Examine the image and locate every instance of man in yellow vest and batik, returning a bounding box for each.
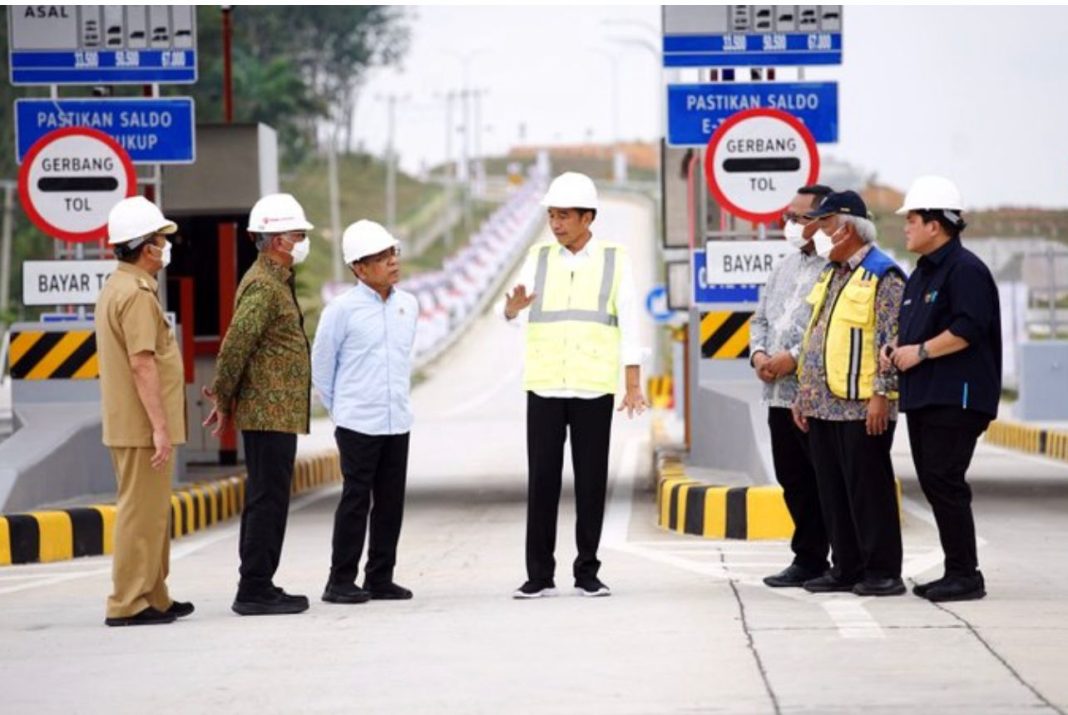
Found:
[503,172,646,600]
[791,190,908,598]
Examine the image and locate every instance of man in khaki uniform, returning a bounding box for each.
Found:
[95,196,192,626]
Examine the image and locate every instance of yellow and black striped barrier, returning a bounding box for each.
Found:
[8,329,99,380]
[647,374,673,409]
[656,454,902,540]
[0,451,342,566]
[700,311,753,360]
[984,420,1068,463]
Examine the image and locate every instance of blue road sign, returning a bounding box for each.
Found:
[16,98,195,165]
[10,49,197,85]
[663,32,842,68]
[694,249,760,304]
[668,82,838,146]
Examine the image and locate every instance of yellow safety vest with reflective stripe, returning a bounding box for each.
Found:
[801,248,902,401]
[523,240,624,394]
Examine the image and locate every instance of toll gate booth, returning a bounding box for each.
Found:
[162,123,279,466]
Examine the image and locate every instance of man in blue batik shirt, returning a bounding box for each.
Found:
[312,219,418,605]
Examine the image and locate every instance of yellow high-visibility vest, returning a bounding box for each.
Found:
[523,240,625,394]
[801,247,902,401]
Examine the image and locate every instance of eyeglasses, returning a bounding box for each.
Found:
[360,246,401,264]
[782,211,812,224]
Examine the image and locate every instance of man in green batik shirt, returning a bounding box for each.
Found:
[203,193,313,617]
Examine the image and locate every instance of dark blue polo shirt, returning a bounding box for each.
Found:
[897,237,1002,418]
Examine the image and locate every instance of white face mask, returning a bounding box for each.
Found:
[812,227,840,259]
[158,240,172,268]
[783,220,809,250]
[288,237,310,265]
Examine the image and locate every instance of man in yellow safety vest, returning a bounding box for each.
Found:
[504,172,646,599]
[793,190,907,597]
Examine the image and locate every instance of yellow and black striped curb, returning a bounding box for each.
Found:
[647,374,673,409]
[655,453,902,540]
[8,329,99,380]
[0,451,341,566]
[985,420,1068,463]
[700,311,753,360]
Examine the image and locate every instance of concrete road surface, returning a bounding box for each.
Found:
[1,195,1067,714]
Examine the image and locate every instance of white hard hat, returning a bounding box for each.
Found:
[540,172,599,210]
[896,176,963,215]
[107,196,177,246]
[248,193,314,233]
[342,219,399,264]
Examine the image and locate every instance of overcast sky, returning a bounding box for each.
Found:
[352,5,1068,210]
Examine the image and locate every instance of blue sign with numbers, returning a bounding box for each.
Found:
[16,98,195,164]
[10,49,196,85]
[668,82,838,146]
[694,249,760,304]
[663,32,842,67]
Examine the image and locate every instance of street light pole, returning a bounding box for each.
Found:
[0,180,16,327]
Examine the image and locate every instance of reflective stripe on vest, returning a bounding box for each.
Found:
[523,241,624,394]
[529,245,619,326]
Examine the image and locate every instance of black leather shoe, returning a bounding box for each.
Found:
[853,576,906,597]
[166,600,195,618]
[764,564,823,588]
[925,572,986,602]
[105,606,176,627]
[912,576,946,598]
[272,586,310,609]
[233,589,309,616]
[365,582,413,600]
[803,573,858,593]
[322,582,371,604]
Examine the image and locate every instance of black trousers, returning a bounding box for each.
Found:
[238,430,298,597]
[768,407,829,573]
[906,406,989,578]
[808,418,902,581]
[526,392,613,583]
[330,428,410,587]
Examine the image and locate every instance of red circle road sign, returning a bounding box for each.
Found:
[703,108,820,224]
[18,126,137,243]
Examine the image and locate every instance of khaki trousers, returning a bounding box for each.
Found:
[106,447,173,619]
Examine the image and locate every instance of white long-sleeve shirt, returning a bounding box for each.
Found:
[504,236,643,399]
[312,281,418,435]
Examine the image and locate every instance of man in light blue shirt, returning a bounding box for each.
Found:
[311,220,418,604]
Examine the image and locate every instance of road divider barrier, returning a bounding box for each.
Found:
[0,450,340,566]
[985,420,1068,463]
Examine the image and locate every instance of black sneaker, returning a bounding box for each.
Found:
[105,606,176,627]
[924,572,986,603]
[763,564,823,588]
[512,579,557,599]
[364,582,413,600]
[323,582,371,604]
[575,577,611,598]
[802,573,858,593]
[166,600,195,618]
[852,576,906,597]
[233,589,309,616]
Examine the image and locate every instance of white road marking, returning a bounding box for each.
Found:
[822,599,886,639]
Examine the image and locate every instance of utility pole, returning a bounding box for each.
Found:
[327,129,343,283]
[459,89,472,231]
[444,91,455,248]
[379,93,408,235]
[0,180,16,328]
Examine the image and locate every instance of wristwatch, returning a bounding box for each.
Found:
[917,342,929,361]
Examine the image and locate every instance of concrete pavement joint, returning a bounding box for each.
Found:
[933,602,1066,715]
[726,552,782,715]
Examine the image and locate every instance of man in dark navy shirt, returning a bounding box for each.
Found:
[886,176,1001,603]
